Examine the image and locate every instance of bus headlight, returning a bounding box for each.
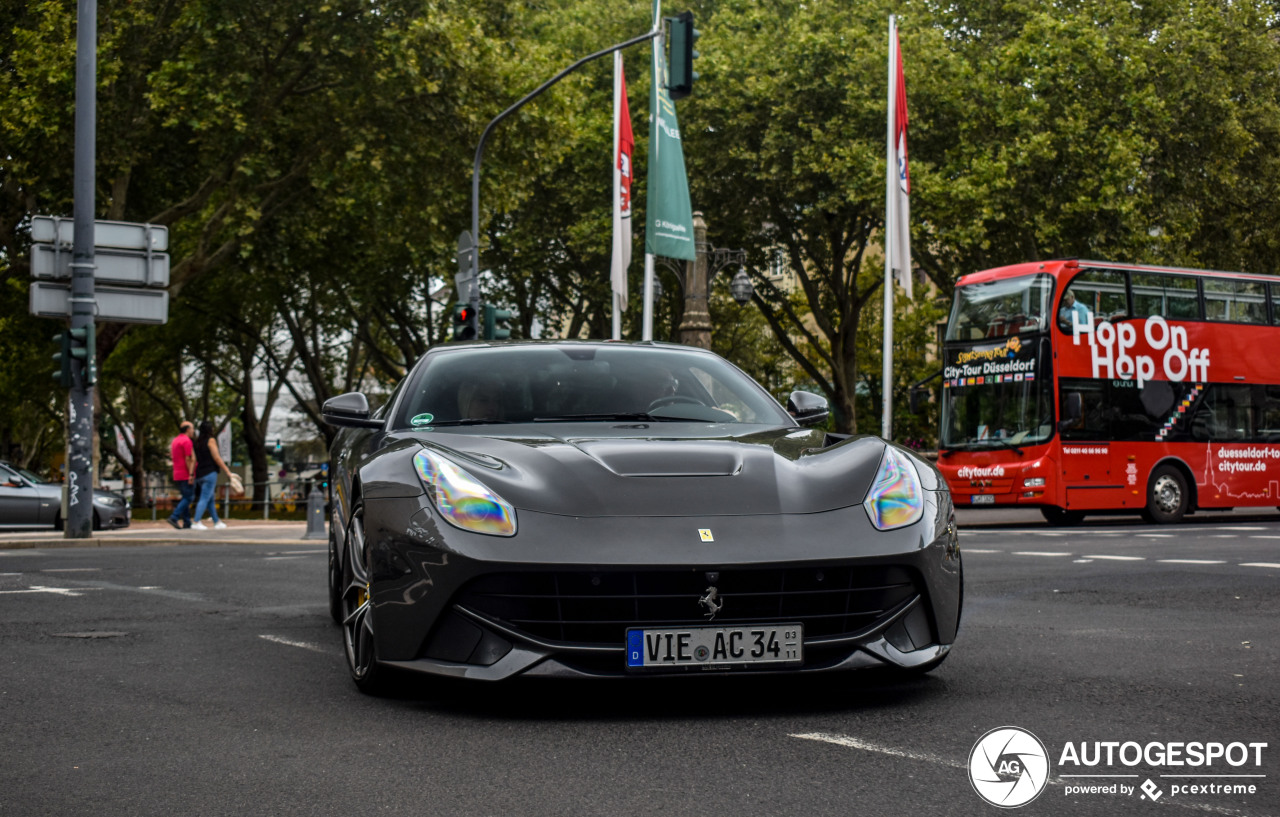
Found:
[863,446,924,531]
[1023,477,1046,487]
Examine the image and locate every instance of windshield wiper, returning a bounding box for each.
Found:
[532,412,681,423]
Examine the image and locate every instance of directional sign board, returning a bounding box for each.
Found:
[31,216,167,251]
[30,282,169,325]
[31,245,169,287]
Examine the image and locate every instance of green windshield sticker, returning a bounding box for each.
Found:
[410,413,435,426]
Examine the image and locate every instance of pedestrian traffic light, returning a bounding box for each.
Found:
[452,304,478,341]
[667,11,699,100]
[483,304,512,340]
[52,330,72,388]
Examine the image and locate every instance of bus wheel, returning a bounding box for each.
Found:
[1144,465,1188,524]
[1041,506,1084,526]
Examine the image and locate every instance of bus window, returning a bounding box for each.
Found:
[1260,386,1280,441]
[1132,273,1201,321]
[1190,384,1257,442]
[1057,269,1127,332]
[946,273,1053,341]
[1204,279,1266,324]
[1060,378,1199,442]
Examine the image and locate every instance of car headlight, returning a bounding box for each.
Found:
[413,449,516,537]
[862,446,924,531]
[94,494,125,507]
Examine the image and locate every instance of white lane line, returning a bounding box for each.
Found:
[1138,533,1176,538]
[41,568,101,573]
[259,634,330,654]
[1158,559,1226,565]
[1013,551,1074,557]
[1217,526,1266,531]
[1206,535,1239,539]
[964,549,1001,554]
[264,556,308,561]
[1240,562,1280,569]
[790,733,965,770]
[1085,555,1145,561]
[1248,535,1280,540]
[791,734,1248,816]
[0,586,90,597]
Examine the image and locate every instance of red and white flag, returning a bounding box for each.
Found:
[611,52,634,315]
[886,16,912,299]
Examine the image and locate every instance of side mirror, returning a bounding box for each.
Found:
[1058,391,1082,431]
[787,391,830,427]
[322,392,384,429]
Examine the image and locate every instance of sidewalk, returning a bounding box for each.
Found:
[0,518,322,550]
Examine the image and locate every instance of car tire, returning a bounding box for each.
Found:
[53,512,63,531]
[340,503,391,695]
[327,523,343,625]
[1144,464,1189,524]
[1041,506,1084,526]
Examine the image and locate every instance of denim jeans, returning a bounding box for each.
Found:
[192,472,221,524]
[168,480,194,527]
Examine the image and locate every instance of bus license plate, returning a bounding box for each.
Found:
[626,624,803,669]
[971,494,995,504]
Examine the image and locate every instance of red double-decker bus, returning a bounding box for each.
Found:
[937,258,1280,524]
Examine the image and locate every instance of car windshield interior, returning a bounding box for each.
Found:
[393,346,793,428]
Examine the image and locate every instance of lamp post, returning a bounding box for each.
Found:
[663,212,751,348]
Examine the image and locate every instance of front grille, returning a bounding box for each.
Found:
[455,566,919,648]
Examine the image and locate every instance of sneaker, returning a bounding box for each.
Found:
[214,522,227,529]
[191,521,208,530]
[166,517,181,530]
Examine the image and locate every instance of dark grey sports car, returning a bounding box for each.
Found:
[323,341,960,693]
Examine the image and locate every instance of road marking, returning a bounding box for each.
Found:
[1206,535,1239,539]
[964,549,1001,554]
[791,733,1248,816]
[1248,535,1280,540]
[1240,562,1280,569]
[1013,551,1074,557]
[259,634,330,654]
[1217,526,1266,531]
[278,549,323,555]
[264,556,308,561]
[0,586,88,597]
[790,733,965,770]
[1158,559,1226,565]
[41,568,101,572]
[1138,533,1176,538]
[1085,555,1145,561]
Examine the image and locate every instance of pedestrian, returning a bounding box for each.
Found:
[191,420,233,530]
[166,421,196,530]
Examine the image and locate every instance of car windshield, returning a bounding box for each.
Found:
[393,345,793,428]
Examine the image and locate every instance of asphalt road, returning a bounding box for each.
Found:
[1,516,1276,816]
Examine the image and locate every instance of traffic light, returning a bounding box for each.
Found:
[68,325,95,386]
[452,303,478,341]
[667,11,699,100]
[50,325,95,388]
[52,330,72,388]
[483,304,512,340]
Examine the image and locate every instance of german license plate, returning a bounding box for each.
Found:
[626,624,803,669]
[971,494,995,504]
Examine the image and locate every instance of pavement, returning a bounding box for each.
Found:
[0,518,321,549]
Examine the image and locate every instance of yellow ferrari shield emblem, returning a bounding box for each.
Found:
[698,529,714,542]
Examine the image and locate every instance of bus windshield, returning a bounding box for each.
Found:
[945,273,1054,341]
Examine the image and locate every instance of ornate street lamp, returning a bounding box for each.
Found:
[729,269,754,306]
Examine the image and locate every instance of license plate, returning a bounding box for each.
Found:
[971,494,995,504]
[626,624,803,669]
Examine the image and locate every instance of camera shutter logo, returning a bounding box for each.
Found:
[968,726,1051,808]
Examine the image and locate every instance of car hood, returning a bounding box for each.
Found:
[398,424,892,517]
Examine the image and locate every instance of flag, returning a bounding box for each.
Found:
[886,16,912,299]
[612,52,634,312]
[645,18,696,261]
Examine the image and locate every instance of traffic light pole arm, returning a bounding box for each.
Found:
[470,27,661,294]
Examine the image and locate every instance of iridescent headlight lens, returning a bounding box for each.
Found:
[862,445,924,531]
[413,449,516,536]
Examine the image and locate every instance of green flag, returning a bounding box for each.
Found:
[645,23,696,261]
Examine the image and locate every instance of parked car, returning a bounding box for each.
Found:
[323,340,960,694]
[0,460,130,529]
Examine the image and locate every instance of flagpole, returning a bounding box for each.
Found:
[612,51,623,341]
[881,15,897,440]
[643,0,661,342]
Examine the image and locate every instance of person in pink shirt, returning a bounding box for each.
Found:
[166,421,196,530]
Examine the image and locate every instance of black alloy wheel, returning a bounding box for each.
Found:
[1143,464,1189,524]
[340,503,388,694]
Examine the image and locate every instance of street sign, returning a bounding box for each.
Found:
[31,216,167,251]
[30,282,169,325]
[31,244,169,287]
